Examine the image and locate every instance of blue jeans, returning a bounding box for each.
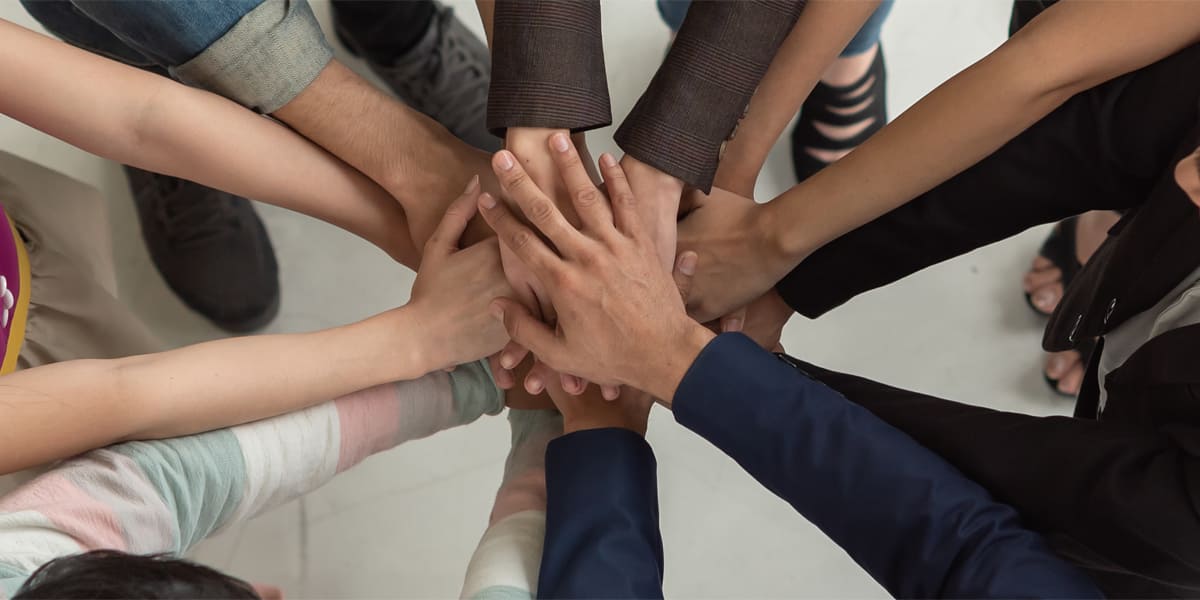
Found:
[657,0,894,56]
[22,0,332,113]
[22,0,261,67]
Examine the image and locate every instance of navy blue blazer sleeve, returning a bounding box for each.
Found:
[673,333,1102,599]
[539,428,664,599]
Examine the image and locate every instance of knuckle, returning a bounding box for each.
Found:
[575,188,601,208]
[616,190,638,208]
[510,228,534,251]
[504,169,529,190]
[528,198,555,224]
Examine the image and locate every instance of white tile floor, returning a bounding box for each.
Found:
[0,0,1074,596]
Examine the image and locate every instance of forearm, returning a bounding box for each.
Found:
[714,0,880,195]
[0,20,418,266]
[671,334,1101,598]
[271,60,491,246]
[0,306,435,474]
[476,0,495,48]
[540,429,664,599]
[487,0,610,134]
[615,0,804,191]
[0,363,501,566]
[766,0,1200,261]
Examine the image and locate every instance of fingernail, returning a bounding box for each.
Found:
[526,375,543,394]
[489,302,504,320]
[463,175,479,194]
[600,153,618,168]
[479,192,497,210]
[724,318,743,333]
[679,253,697,276]
[495,151,515,171]
[500,353,514,369]
[551,133,570,153]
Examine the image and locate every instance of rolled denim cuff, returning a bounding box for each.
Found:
[172,0,333,113]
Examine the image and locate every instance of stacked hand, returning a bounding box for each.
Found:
[478,137,714,404]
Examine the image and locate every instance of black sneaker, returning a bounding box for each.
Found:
[125,167,280,332]
[334,1,499,152]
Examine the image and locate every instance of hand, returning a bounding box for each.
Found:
[407,177,513,371]
[620,155,684,270]
[676,187,795,323]
[405,146,500,249]
[715,290,793,351]
[478,140,715,403]
[495,129,601,396]
[547,379,655,435]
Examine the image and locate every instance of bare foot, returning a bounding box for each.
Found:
[1024,210,1118,395]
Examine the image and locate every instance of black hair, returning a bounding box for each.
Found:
[13,550,260,599]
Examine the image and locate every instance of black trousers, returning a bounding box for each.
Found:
[776,44,1200,598]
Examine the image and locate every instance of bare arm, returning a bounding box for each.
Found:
[0,184,511,475]
[768,0,1200,259]
[272,60,495,248]
[714,0,881,196]
[0,19,419,267]
[476,0,495,48]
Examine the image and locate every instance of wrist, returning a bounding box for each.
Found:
[506,127,568,154]
[369,306,439,381]
[760,195,812,273]
[638,322,715,406]
[713,166,759,198]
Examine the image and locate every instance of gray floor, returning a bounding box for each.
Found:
[0,0,1071,596]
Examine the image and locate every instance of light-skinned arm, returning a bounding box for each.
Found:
[713,0,881,196]
[0,19,419,266]
[679,0,1200,322]
[0,184,510,475]
[272,59,496,248]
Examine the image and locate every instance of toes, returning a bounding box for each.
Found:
[1023,266,1062,291]
[1044,350,1080,380]
[1057,362,1085,396]
[1029,283,1064,314]
[1031,256,1054,271]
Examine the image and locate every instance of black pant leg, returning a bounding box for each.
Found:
[779,43,1200,318]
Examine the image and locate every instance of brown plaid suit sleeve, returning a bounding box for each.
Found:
[615,0,805,191]
[487,0,611,135]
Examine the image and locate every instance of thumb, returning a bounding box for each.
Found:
[673,251,698,304]
[490,297,563,368]
[424,176,480,261]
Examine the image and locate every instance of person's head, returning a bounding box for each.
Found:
[13,550,259,599]
[1176,145,1200,210]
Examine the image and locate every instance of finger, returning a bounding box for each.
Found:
[491,297,563,371]
[559,372,586,395]
[601,384,621,401]
[424,176,480,260]
[492,150,582,253]
[487,353,515,389]
[479,192,566,281]
[498,339,530,372]
[721,306,746,333]
[673,251,698,304]
[548,132,613,234]
[599,153,643,239]
[525,369,545,395]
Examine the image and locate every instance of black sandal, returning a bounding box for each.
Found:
[790,44,887,182]
[1025,216,1082,316]
[1044,337,1096,397]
